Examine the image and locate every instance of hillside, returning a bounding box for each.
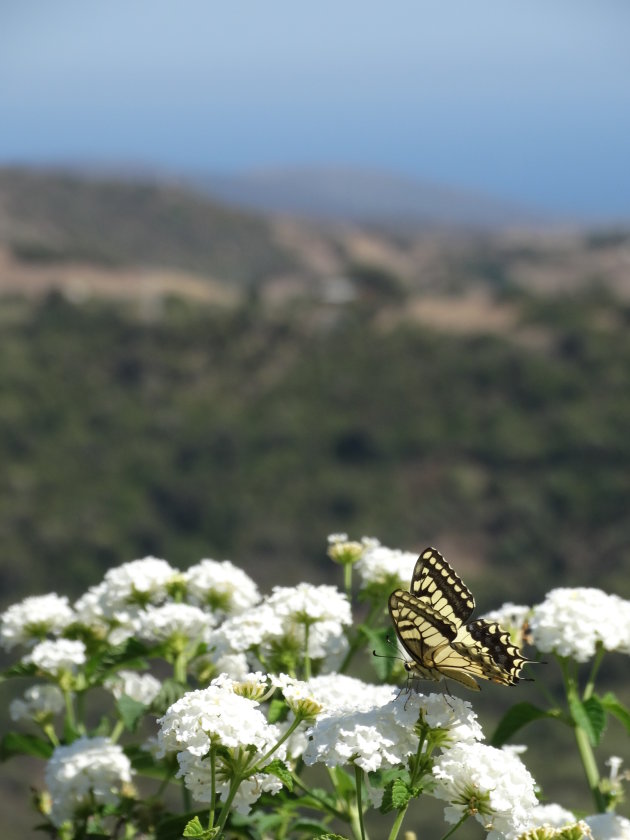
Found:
[198,166,549,229]
[1,167,630,317]
[0,168,628,606]
[0,168,630,836]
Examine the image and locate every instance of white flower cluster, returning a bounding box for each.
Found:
[585,813,630,839]
[354,540,417,590]
[432,742,538,840]
[45,737,133,827]
[104,670,162,705]
[184,558,260,614]
[530,587,630,662]
[302,683,482,778]
[208,582,352,670]
[24,639,87,676]
[135,603,214,644]
[0,594,75,650]
[157,677,284,813]
[10,684,65,722]
[73,556,181,645]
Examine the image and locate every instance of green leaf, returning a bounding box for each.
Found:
[0,732,54,761]
[361,625,398,681]
[155,811,208,840]
[182,816,205,837]
[569,694,606,746]
[292,821,339,837]
[268,697,289,724]
[117,694,147,731]
[380,777,411,813]
[315,834,350,840]
[151,678,188,715]
[84,638,150,683]
[328,766,355,800]
[600,691,630,735]
[0,661,38,680]
[490,702,554,747]
[181,816,218,838]
[264,758,293,790]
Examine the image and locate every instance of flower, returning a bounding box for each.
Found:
[327,534,365,566]
[0,594,75,650]
[10,684,65,722]
[73,557,180,645]
[274,673,395,715]
[23,639,87,676]
[208,584,352,673]
[265,582,352,659]
[525,802,577,829]
[104,670,162,705]
[156,678,285,813]
[175,750,283,814]
[135,603,213,644]
[156,681,280,759]
[420,692,484,745]
[432,742,538,840]
[303,688,423,773]
[585,813,630,839]
[184,559,260,615]
[101,556,179,605]
[530,588,630,662]
[354,542,417,591]
[45,737,133,827]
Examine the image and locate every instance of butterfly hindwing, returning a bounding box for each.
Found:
[453,620,530,686]
[389,547,532,690]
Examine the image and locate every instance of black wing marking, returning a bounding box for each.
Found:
[409,547,475,627]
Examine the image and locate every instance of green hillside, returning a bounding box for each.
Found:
[0,168,294,283]
[0,289,628,608]
[0,169,629,837]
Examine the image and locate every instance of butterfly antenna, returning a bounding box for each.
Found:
[372,649,406,663]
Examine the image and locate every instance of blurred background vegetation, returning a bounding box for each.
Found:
[0,168,629,837]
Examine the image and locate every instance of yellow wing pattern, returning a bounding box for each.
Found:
[389,547,532,691]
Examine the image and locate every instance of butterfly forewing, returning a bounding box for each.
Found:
[389,546,533,690]
[410,547,475,627]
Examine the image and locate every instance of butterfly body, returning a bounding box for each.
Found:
[389,547,532,691]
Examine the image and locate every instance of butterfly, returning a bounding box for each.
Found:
[388,547,533,691]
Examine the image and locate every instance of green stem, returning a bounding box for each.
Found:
[182,778,192,812]
[583,643,605,701]
[353,765,367,840]
[387,806,409,840]
[42,722,60,747]
[439,812,470,840]
[207,748,216,831]
[344,562,353,600]
[110,719,125,743]
[339,601,382,674]
[173,650,188,684]
[215,755,247,835]
[560,657,606,813]
[290,772,347,821]
[303,622,311,681]
[253,715,304,770]
[574,723,606,813]
[63,688,77,732]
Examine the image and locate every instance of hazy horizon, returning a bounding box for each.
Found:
[2,1,629,221]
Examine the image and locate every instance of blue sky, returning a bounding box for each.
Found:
[1,1,629,220]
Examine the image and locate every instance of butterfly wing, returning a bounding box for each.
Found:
[389,547,533,691]
[451,619,532,686]
[388,589,482,690]
[409,547,475,628]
